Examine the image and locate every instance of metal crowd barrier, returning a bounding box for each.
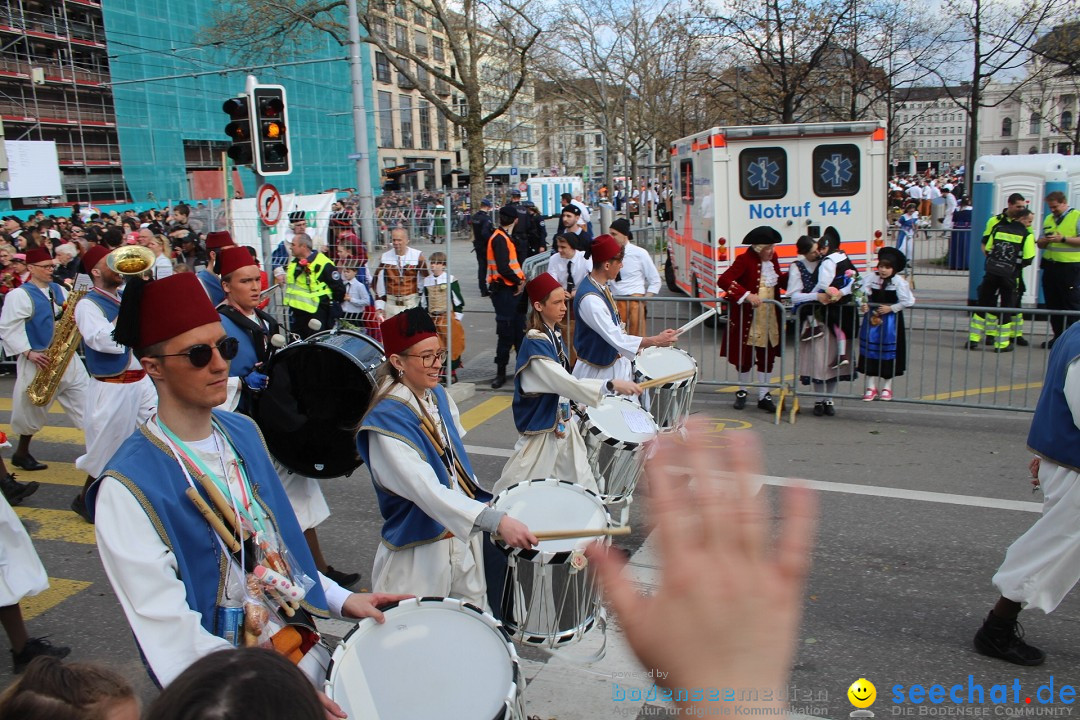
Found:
[887,227,972,279]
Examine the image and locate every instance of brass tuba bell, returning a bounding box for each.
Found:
[106,245,156,277]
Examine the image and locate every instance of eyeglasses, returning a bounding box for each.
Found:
[30,262,56,269]
[401,349,447,367]
[149,337,239,368]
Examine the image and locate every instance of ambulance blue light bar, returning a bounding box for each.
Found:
[724,122,881,139]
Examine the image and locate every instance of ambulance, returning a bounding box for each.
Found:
[665,121,888,299]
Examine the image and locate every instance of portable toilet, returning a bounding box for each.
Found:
[969,154,1067,304]
[526,176,584,218]
[1063,155,1080,209]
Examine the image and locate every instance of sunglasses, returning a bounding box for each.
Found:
[149,337,239,368]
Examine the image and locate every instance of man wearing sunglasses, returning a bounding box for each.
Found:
[69,245,157,523]
[0,246,88,475]
[87,274,402,709]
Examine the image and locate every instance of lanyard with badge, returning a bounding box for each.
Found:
[543,323,572,438]
[156,416,315,646]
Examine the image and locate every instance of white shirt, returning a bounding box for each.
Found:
[0,283,65,357]
[74,288,141,371]
[342,277,371,314]
[921,185,934,200]
[94,421,352,688]
[907,185,922,199]
[859,272,915,313]
[812,253,854,297]
[570,200,591,224]
[786,257,821,305]
[572,277,641,382]
[612,242,660,295]
[546,251,591,290]
[154,253,174,280]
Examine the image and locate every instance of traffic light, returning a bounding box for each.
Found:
[252,84,291,176]
[222,96,253,165]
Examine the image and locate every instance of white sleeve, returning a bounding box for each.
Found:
[0,288,33,356]
[374,264,386,311]
[578,293,642,359]
[519,356,606,406]
[366,431,485,540]
[811,258,836,293]
[94,477,233,687]
[892,276,915,311]
[219,377,242,412]
[1065,359,1080,430]
[318,572,350,618]
[75,300,126,354]
[786,264,817,305]
[642,250,661,295]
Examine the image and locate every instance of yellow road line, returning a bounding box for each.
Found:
[14,426,85,445]
[714,374,795,393]
[459,396,513,430]
[14,507,95,545]
[21,577,92,621]
[12,461,84,487]
[0,397,64,414]
[920,381,1044,402]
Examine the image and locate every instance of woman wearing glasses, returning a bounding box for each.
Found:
[357,307,538,609]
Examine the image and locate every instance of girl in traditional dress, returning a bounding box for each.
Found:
[858,247,915,401]
[494,273,640,497]
[356,308,537,609]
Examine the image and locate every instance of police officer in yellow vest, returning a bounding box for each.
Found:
[1038,191,1080,349]
[969,209,1036,352]
[487,205,527,389]
[284,232,345,339]
[980,193,1031,347]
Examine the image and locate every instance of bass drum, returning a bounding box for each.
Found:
[253,329,384,479]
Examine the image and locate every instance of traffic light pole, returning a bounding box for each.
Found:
[346,0,378,254]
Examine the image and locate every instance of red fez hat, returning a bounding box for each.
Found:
[81,245,110,274]
[381,307,438,358]
[218,246,257,279]
[527,272,563,305]
[24,246,52,265]
[205,231,234,251]
[590,234,621,265]
[114,274,221,350]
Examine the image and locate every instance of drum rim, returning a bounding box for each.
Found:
[634,346,698,387]
[581,396,658,447]
[491,478,611,563]
[325,597,521,714]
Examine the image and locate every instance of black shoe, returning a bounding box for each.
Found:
[1041,338,1056,350]
[10,454,47,471]
[324,566,361,589]
[995,344,1014,353]
[973,611,1045,666]
[70,493,93,524]
[813,402,825,417]
[823,401,836,416]
[985,337,995,346]
[11,637,70,674]
[966,341,981,350]
[733,390,748,410]
[1015,336,1029,347]
[490,366,507,390]
[0,473,38,506]
[757,393,776,413]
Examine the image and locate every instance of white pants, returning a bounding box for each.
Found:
[11,353,88,437]
[75,376,157,478]
[993,461,1080,613]
[383,294,420,319]
[274,459,330,532]
[0,492,48,606]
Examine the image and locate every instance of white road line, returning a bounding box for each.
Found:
[464,444,513,458]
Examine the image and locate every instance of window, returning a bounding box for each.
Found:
[419,101,432,149]
[1028,146,1038,154]
[394,0,406,19]
[1030,113,1041,134]
[414,32,428,57]
[375,52,391,83]
[1063,111,1073,131]
[395,25,408,51]
[415,64,428,89]
[414,6,425,24]
[739,147,787,201]
[437,111,448,150]
[594,133,603,146]
[1002,148,1011,155]
[433,36,444,62]
[396,57,414,88]
[374,17,388,40]
[678,158,694,204]
[378,91,394,147]
[575,134,584,147]
[399,95,413,148]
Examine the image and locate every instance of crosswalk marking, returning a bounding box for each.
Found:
[14,507,95,544]
[0,397,64,414]
[21,577,92,621]
[459,396,513,431]
[20,426,84,445]
[11,461,84,487]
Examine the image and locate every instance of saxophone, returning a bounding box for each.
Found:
[26,278,91,407]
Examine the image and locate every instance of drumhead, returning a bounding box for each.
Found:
[492,479,610,560]
[634,347,697,383]
[254,330,384,478]
[326,598,518,720]
[582,396,658,446]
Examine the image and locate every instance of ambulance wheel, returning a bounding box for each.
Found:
[665,248,680,293]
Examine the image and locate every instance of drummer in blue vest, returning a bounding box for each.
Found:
[572,234,678,382]
[87,273,403,701]
[216,246,360,589]
[69,245,157,523]
[197,230,234,306]
[358,307,538,609]
[494,273,641,497]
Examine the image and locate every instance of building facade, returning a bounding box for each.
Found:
[534,81,625,183]
[890,86,970,170]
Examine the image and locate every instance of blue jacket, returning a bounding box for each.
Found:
[1028,323,1080,472]
[573,274,620,367]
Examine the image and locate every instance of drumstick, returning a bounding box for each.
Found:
[495,526,632,542]
[675,308,717,336]
[196,474,250,541]
[638,370,696,390]
[185,487,242,554]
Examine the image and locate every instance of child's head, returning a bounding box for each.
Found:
[554,234,576,259]
[876,247,906,279]
[904,202,918,214]
[526,273,567,329]
[0,656,139,720]
[795,235,821,261]
[428,251,446,276]
[342,266,357,281]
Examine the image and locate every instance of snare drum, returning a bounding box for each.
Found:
[325,597,525,720]
[492,479,610,648]
[634,346,698,431]
[579,396,658,503]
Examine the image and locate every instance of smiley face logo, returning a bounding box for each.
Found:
[848,678,876,708]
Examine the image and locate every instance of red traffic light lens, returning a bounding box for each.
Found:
[260,97,284,117]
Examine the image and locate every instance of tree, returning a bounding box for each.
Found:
[205,0,542,207]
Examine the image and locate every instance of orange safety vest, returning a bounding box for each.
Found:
[486,228,525,286]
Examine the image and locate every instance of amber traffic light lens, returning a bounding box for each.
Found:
[263,121,283,139]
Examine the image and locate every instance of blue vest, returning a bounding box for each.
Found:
[1027,323,1080,472]
[22,283,65,351]
[357,384,489,549]
[573,274,620,367]
[220,313,261,378]
[513,330,564,434]
[86,411,329,642]
[198,270,225,306]
[81,290,130,377]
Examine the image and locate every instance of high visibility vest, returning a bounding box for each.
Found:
[486,228,524,286]
[1042,208,1080,263]
[284,252,333,312]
